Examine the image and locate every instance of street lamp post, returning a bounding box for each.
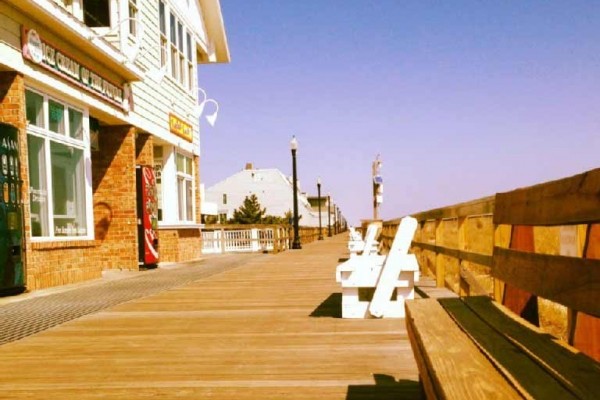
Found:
[290,136,302,249]
[327,194,332,237]
[317,178,323,240]
[334,205,338,234]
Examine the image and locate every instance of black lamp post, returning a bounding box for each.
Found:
[334,205,338,234]
[327,194,332,237]
[317,178,323,240]
[290,136,302,249]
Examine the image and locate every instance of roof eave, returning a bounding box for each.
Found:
[199,0,231,63]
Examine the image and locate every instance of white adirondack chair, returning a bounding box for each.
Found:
[336,216,419,319]
[348,227,362,241]
[347,223,379,258]
[337,224,382,283]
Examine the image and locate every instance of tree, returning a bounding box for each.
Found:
[230,194,266,224]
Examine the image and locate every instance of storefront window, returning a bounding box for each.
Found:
[26,91,43,127]
[69,109,83,139]
[176,152,194,222]
[49,100,65,135]
[27,135,48,237]
[25,89,91,239]
[51,143,86,236]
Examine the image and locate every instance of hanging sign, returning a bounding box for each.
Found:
[169,113,193,142]
[21,27,132,112]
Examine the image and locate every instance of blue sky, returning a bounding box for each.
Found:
[199,0,600,225]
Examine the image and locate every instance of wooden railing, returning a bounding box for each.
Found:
[382,167,600,359]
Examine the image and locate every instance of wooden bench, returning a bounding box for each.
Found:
[405,169,600,399]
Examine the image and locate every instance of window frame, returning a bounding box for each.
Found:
[127,0,138,37]
[25,87,93,241]
[162,5,196,91]
[175,151,195,223]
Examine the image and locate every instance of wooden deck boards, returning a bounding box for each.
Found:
[0,236,438,399]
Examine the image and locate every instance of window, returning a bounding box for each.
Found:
[222,193,227,205]
[128,0,138,36]
[178,22,186,86]
[176,153,194,222]
[25,89,91,239]
[25,91,43,127]
[159,1,168,69]
[162,7,193,88]
[169,13,178,81]
[186,32,194,90]
[83,0,110,27]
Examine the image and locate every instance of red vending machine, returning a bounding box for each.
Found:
[136,165,159,268]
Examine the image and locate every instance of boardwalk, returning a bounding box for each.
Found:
[0,235,434,399]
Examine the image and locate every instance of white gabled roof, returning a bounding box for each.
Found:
[206,167,323,226]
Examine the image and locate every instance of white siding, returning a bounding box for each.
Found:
[206,169,323,227]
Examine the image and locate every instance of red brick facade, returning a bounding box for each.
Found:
[158,228,202,263]
[91,125,139,271]
[0,72,204,292]
[0,72,141,290]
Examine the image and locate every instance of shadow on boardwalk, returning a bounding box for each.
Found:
[310,292,342,318]
[346,374,422,400]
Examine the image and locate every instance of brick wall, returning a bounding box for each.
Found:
[158,228,201,263]
[135,132,153,166]
[92,125,138,271]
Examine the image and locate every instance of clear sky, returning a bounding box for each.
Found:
[199,0,600,226]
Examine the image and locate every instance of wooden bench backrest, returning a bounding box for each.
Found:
[387,216,418,258]
[492,168,600,359]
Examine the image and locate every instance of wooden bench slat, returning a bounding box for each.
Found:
[441,297,589,399]
[493,168,600,226]
[462,296,600,399]
[492,247,600,317]
[405,299,522,400]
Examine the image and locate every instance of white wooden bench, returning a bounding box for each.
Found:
[405,169,600,399]
[347,223,379,258]
[337,216,419,318]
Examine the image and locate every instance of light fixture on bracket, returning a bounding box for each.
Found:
[196,87,219,127]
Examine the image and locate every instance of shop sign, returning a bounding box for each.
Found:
[21,27,132,112]
[169,113,193,142]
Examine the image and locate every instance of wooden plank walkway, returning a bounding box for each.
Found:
[0,235,453,399]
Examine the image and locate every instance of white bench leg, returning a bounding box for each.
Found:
[341,287,369,318]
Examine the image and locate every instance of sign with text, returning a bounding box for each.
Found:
[21,27,132,112]
[169,113,193,142]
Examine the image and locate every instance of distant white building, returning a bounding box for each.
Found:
[205,164,331,227]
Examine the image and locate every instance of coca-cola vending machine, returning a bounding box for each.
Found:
[136,165,158,268]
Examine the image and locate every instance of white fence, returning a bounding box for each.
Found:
[202,227,289,254]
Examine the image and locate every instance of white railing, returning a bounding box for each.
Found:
[201,226,289,254]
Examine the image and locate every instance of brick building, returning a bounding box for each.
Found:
[0,0,229,292]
